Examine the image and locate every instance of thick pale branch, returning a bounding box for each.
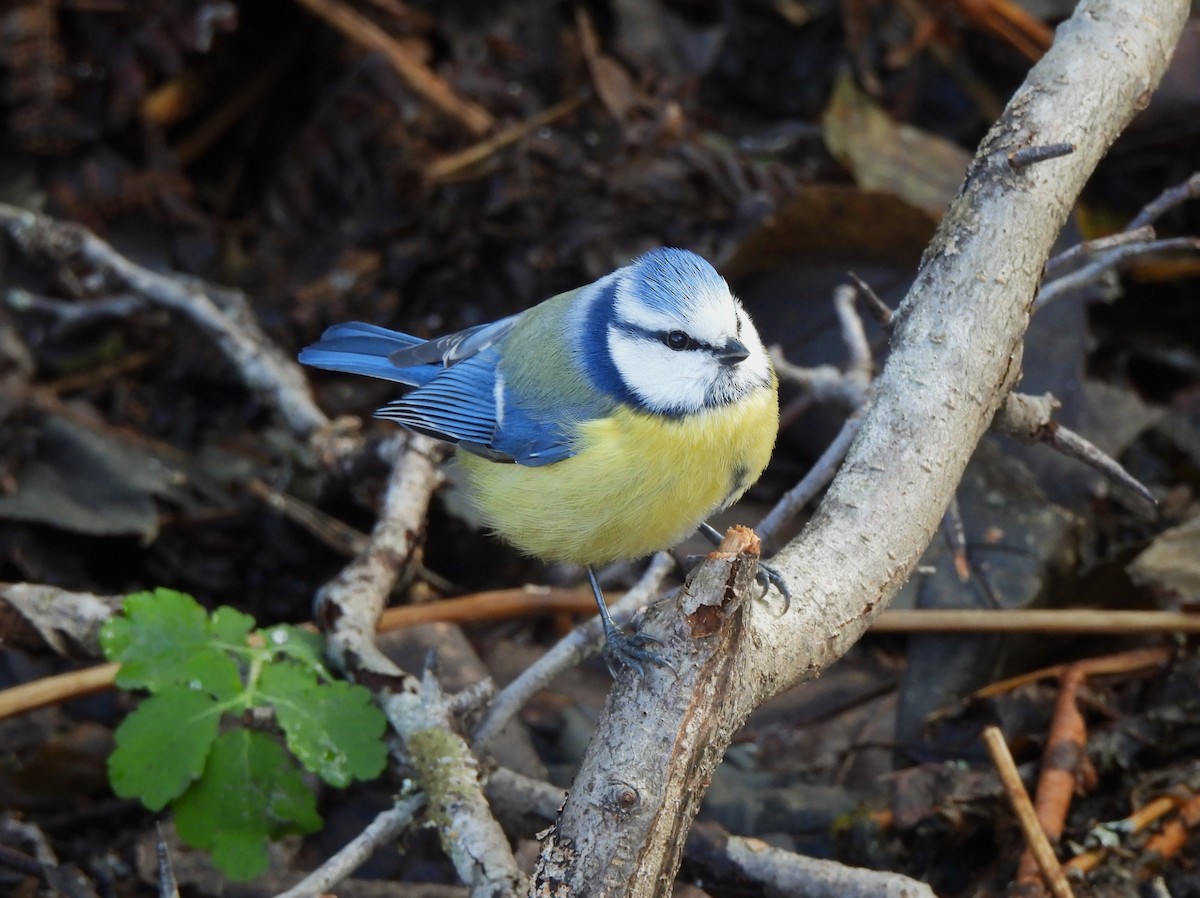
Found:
[537,2,1190,896]
[750,0,1187,705]
[316,434,524,898]
[272,795,426,898]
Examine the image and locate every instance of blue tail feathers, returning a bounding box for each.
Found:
[298,322,437,386]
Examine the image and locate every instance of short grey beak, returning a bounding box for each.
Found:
[716,338,750,366]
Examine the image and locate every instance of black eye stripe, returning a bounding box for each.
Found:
[613,321,712,353]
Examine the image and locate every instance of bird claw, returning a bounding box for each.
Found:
[600,625,674,678]
[755,561,791,614]
[682,552,792,615]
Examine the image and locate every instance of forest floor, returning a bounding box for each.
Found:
[2,1,1200,896]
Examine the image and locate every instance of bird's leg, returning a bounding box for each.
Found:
[586,567,668,677]
[696,522,791,612]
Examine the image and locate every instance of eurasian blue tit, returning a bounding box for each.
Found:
[299,248,779,671]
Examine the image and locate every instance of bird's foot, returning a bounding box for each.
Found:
[695,522,791,614]
[681,552,791,615]
[600,624,673,679]
[755,561,791,614]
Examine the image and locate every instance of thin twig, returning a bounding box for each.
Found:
[289,0,493,136]
[982,726,1075,898]
[964,0,1054,61]
[872,609,1200,634]
[1128,171,1200,230]
[246,478,369,556]
[1065,795,1183,874]
[972,647,1171,700]
[763,284,877,547]
[833,284,873,382]
[6,287,148,329]
[758,407,866,552]
[273,795,426,898]
[763,285,876,547]
[770,353,867,409]
[1033,236,1200,311]
[314,435,524,897]
[315,434,444,649]
[1044,225,1156,278]
[1142,792,1200,864]
[1014,666,1089,894]
[0,203,330,438]
[847,272,894,331]
[693,823,939,898]
[994,392,1156,504]
[0,663,120,720]
[378,587,594,630]
[1044,422,1156,503]
[471,552,674,749]
[426,94,586,181]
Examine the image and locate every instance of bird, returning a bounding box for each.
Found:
[299,247,779,673]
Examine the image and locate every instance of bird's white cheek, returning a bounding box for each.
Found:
[608,333,713,413]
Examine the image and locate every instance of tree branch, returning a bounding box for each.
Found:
[535,2,1191,895]
[0,204,329,438]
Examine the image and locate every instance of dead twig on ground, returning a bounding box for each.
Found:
[426,94,586,182]
[312,433,524,898]
[0,203,329,438]
[289,0,493,136]
[1013,666,1092,897]
[272,794,427,898]
[983,726,1076,898]
[1066,794,1188,875]
[0,663,120,720]
[1142,792,1200,867]
[1034,236,1200,311]
[872,609,1200,634]
[972,648,1173,700]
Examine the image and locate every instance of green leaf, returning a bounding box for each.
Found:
[173,730,321,881]
[260,624,328,676]
[210,606,256,645]
[108,688,221,810]
[101,589,242,699]
[101,589,206,686]
[259,663,388,787]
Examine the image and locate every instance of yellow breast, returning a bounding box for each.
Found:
[457,381,779,566]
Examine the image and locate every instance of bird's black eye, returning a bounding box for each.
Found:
[664,330,692,351]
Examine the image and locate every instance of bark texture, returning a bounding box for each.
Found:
[534,2,1191,895]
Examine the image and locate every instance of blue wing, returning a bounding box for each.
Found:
[299,320,575,466]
